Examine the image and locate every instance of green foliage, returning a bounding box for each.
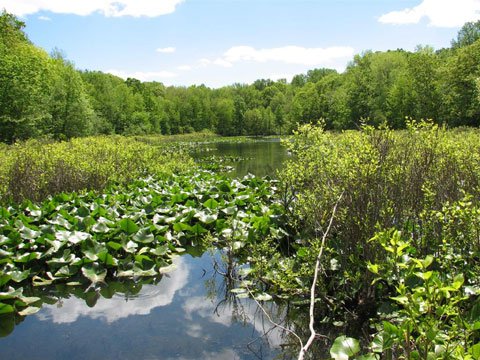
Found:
[0,136,195,203]
[357,229,480,359]
[0,171,286,317]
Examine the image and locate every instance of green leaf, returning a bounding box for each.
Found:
[9,270,30,283]
[203,198,219,210]
[133,228,155,243]
[0,303,14,315]
[330,336,360,360]
[81,265,107,284]
[118,218,139,234]
[470,343,480,359]
[190,223,208,236]
[97,251,118,266]
[173,222,192,232]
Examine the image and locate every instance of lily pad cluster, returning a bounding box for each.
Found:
[0,171,286,315]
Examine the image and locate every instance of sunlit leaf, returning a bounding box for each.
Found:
[330,336,360,360]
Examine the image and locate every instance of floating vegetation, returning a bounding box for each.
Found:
[0,171,287,316]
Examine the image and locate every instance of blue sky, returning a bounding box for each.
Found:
[2,0,479,87]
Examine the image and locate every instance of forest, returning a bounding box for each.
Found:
[1,10,480,143]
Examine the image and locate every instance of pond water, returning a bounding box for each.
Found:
[0,139,296,360]
[192,138,289,178]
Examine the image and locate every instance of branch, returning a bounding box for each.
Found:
[298,192,343,360]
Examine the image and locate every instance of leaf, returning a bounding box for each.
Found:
[118,218,139,234]
[330,336,360,360]
[81,265,107,284]
[150,245,169,256]
[203,198,219,210]
[470,343,480,359]
[9,270,30,283]
[173,222,192,232]
[18,306,41,316]
[92,222,111,233]
[97,251,118,266]
[0,303,14,315]
[190,223,208,236]
[133,228,155,244]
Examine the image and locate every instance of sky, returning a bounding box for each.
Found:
[1,0,480,88]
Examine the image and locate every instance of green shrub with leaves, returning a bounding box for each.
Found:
[274,121,480,302]
[0,136,195,203]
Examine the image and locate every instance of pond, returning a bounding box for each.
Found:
[0,139,297,360]
[192,138,289,178]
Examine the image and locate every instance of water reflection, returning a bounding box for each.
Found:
[37,257,189,324]
[193,138,289,178]
[0,249,292,360]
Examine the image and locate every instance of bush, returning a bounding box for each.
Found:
[0,135,195,203]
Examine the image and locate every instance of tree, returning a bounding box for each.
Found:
[452,20,480,49]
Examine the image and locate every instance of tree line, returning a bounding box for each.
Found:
[1,11,479,143]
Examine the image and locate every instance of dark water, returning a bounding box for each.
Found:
[0,139,294,360]
[193,138,289,178]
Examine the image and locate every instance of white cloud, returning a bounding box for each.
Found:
[177,65,192,71]
[379,0,480,27]
[106,69,177,81]
[212,58,233,68]
[221,45,354,67]
[156,47,176,54]
[0,0,184,18]
[38,15,51,21]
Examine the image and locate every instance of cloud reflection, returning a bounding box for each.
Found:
[37,257,189,324]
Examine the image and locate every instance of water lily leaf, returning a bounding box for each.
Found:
[18,306,41,316]
[196,212,217,224]
[0,303,14,315]
[231,288,247,294]
[20,227,41,240]
[190,223,208,236]
[173,222,191,232]
[14,252,40,263]
[0,287,23,300]
[9,270,30,283]
[221,206,237,215]
[81,265,107,284]
[118,218,139,234]
[55,265,78,277]
[123,240,138,253]
[150,245,169,256]
[0,275,11,287]
[107,241,122,251]
[203,198,219,210]
[133,229,155,243]
[330,336,360,360]
[159,263,177,274]
[92,222,110,233]
[47,215,72,229]
[32,276,54,286]
[97,251,118,266]
[68,231,91,244]
[0,207,10,219]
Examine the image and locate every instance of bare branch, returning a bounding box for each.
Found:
[298,192,343,360]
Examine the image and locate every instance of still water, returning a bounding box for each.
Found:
[0,139,294,360]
